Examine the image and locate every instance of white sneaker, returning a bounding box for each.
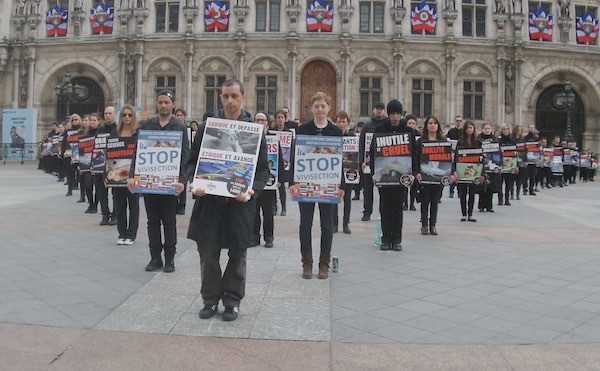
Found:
[122,239,135,246]
[116,238,125,245]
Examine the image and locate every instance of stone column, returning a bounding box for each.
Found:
[444,49,456,124]
[12,57,21,108]
[26,53,35,108]
[513,52,524,124]
[287,44,298,119]
[184,42,194,115]
[117,48,126,106]
[340,47,351,112]
[134,44,144,107]
[393,47,404,101]
[496,54,507,125]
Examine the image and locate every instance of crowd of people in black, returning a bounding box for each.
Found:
[36,88,598,322]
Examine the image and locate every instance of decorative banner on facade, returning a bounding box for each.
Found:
[205,0,229,31]
[292,134,343,204]
[106,137,136,188]
[90,2,114,35]
[576,12,599,44]
[419,141,452,185]
[46,5,68,37]
[307,0,333,32]
[455,147,483,184]
[133,130,183,195]
[500,144,518,174]
[373,133,413,187]
[2,108,38,161]
[529,8,553,41]
[193,118,263,198]
[411,0,437,34]
[265,134,279,191]
[342,135,360,184]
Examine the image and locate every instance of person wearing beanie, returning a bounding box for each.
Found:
[369,99,417,251]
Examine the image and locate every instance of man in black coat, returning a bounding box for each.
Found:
[187,79,270,322]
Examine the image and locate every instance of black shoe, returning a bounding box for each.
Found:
[402,204,408,211]
[77,198,85,203]
[57,178,64,182]
[352,195,360,201]
[498,200,503,206]
[107,214,117,225]
[333,225,338,233]
[250,236,260,247]
[84,206,97,214]
[361,215,370,221]
[410,205,416,211]
[177,208,185,215]
[391,242,402,251]
[380,241,389,251]
[163,259,175,273]
[145,258,163,272]
[264,238,274,248]
[479,208,485,212]
[99,215,109,226]
[430,226,438,236]
[504,200,511,206]
[199,304,218,319]
[529,191,536,196]
[449,193,454,198]
[516,194,520,200]
[487,209,495,213]
[65,191,72,196]
[343,224,351,234]
[280,209,286,216]
[420,226,430,235]
[510,194,514,200]
[222,306,239,321]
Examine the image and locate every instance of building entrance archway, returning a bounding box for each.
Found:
[300,60,336,123]
[57,76,105,121]
[535,84,585,146]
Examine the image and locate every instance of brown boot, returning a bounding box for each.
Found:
[301,254,313,279]
[318,254,330,279]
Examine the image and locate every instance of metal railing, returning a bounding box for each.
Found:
[1,143,39,164]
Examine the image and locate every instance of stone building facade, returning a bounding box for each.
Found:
[0,0,599,150]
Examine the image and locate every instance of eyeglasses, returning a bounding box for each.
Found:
[122,113,133,117]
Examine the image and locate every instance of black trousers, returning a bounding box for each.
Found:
[65,158,75,191]
[94,173,111,216]
[499,173,514,201]
[333,184,353,227]
[362,174,375,216]
[277,181,287,212]
[420,184,442,227]
[113,187,140,240]
[254,190,276,240]
[198,244,247,307]
[81,172,94,206]
[478,184,494,211]
[177,190,186,211]
[378,186,406,244]
[299,202,335,257]
[143,194,178,258]
[525,164,537,193]
[457,184,476,217]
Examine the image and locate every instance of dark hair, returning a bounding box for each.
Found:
[459,120,477,146]
[424,116,445,141]
[356,121,365,128]
[175,108,187,116]
[405,114,418,123]
[221,79,245,95]
[202,112,213,122]
[156,89,175,102]
[511,124,523,140]
[274,110,286,119]
[335,111,351,123]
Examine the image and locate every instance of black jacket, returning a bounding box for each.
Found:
[358,116,386,164]
[186,109,270,249]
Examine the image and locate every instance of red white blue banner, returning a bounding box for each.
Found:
[90,2,114,35]
[205,0,229,31]
[306,0,333,32]
[46,5,68,37]
[529,8,553,41]
[411,0,437,34]
[576,12,599,44]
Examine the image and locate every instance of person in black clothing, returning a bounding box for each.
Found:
[252,111,283,248]
[188,79,269,322]
[174,108,188,215]
[81,114,99,213]
[477,122,501,213]
[97,106,118,226]
[358,102,386,221]
[446,115,463,198]
[511,124,525,200]
[416,116,454,236]
[290,92,343,280]
[369,99,417,251]
[456,120,481,222]
[523,124,539,196]
[352,121,365,200]
[61,114,82,197]
[498,123,517,206]
[404,114,419,211]
[127,90,189,274]
[281,106,299,131]
[271,110,292,216]
[333,110,354,234]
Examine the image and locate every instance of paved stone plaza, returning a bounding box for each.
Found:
[1,162,600,370]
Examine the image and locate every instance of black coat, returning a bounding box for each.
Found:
[186,109,270,249]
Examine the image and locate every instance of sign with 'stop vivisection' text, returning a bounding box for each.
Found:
[133,130,183,195]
